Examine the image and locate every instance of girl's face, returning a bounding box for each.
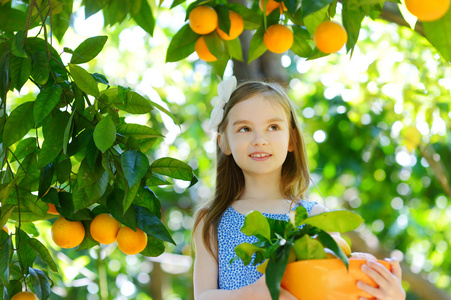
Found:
[219,94,294,179]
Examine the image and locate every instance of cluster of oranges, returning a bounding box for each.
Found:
[189,5,244,62]
[50,213,148,256]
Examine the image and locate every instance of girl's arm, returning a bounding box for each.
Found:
[357,258,406,300]
[193,218,296,300]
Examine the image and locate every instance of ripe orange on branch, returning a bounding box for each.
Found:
[11,291,39,300]
[216,10,244,40]
[189,6,218,34]
[195,37,217,62]
[51,217,85,249]
[90,213,122,245]
[47,203,59,215]
[313,20,348,54]
[117,226,147,255]
[263,24,293,54]
[405,0,450,21]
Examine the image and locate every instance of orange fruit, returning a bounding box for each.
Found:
[47,203,59,215]
[11,291,39,300]
[313,20,348,54]
[189,6,218,34]
[216,10,244,40]
[194,37,217,62]
[90,213,122,245]
[260,0,287,16]
[116,226,147,255]
[51,217,85,249]
[263,24,293,54]
[2,225,8,234]
[282,259,391,299]
[405,0,450,21]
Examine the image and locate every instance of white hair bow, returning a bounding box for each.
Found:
[208,76,237,131]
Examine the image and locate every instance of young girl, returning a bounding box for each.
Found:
[193,77,405,300]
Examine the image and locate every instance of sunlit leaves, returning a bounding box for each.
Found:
[150,157,193,181]
[121,150,149,188]
[70,36,108,64]
[2,101,34,148]
[93,116,117,153]
[68,63,100,98]
[132,0,155,36]
[423,8,451,62]
[166,24,198,62]
[33,85,63,125]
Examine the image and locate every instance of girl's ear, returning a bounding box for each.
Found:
[218,133,232,155]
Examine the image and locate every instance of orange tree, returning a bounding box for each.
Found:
[1,0,451,299]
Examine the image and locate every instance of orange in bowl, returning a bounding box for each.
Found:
[281,259,391,300]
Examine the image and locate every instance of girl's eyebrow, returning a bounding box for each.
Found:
[232,117,285,126]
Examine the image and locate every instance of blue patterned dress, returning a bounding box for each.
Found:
[217,200,317,290]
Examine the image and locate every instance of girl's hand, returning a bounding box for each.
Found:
[357,258,406,300]
[251,275,297,300]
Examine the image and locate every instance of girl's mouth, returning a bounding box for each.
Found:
[249,152,271,160]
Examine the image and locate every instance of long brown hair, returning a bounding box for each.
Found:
[194,80,310,260]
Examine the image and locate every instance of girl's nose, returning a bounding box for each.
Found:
[252,132,268,146]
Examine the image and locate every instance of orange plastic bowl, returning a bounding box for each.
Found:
[281,259,391,300]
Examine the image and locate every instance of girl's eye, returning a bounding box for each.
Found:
[238,127,250,132]
[268,124,279,131]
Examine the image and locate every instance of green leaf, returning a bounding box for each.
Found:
[266,243,293,300]
[121,150,149,188]
[69,63,100,98]
[93,116,117,153]
[117,123,164,139]
[234,242,264,266]
[0,233,12,283]
[38,163,54,199]
[291,26,313,57]
[63,109,75,155]
[80,171,108,209]
[70,36,108,64]
[77,220,99,250]
[30,51,49,85]
[10,56,31,92]
[28,239,58,272]
[56,158,71,184]
[147,99,181,127]
[28,267,51,300]
[11,30,27,58]
[0,6,27,31]
[134,186,161,218]
[241,211,271,241]
[57,191,92,221]
[166,24,199,62]
[302,0,335,16]
[34,85,63,125]
[342,0,365,52]
[146,172,170,187]
[135,205,175,244]
[292,235,327,260]
[141,235,165,257]
[132,0,155,36]
[11,137,36,162]
[123,180,140,212]
[292,205,308,227]
[37,111,69,169]
[316,230,349,268]
[423,9,451,62]
[107,189,136,229]
[248,26,267,63]
[226,38,243,62]
[16,229,36,273]
[3,101,34,148]
[114,91,153,114]
[150,157,193,181]
[77,158,105,190]
[53,0,73,42]
[0,47,11,102]
[300,210,363,232]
